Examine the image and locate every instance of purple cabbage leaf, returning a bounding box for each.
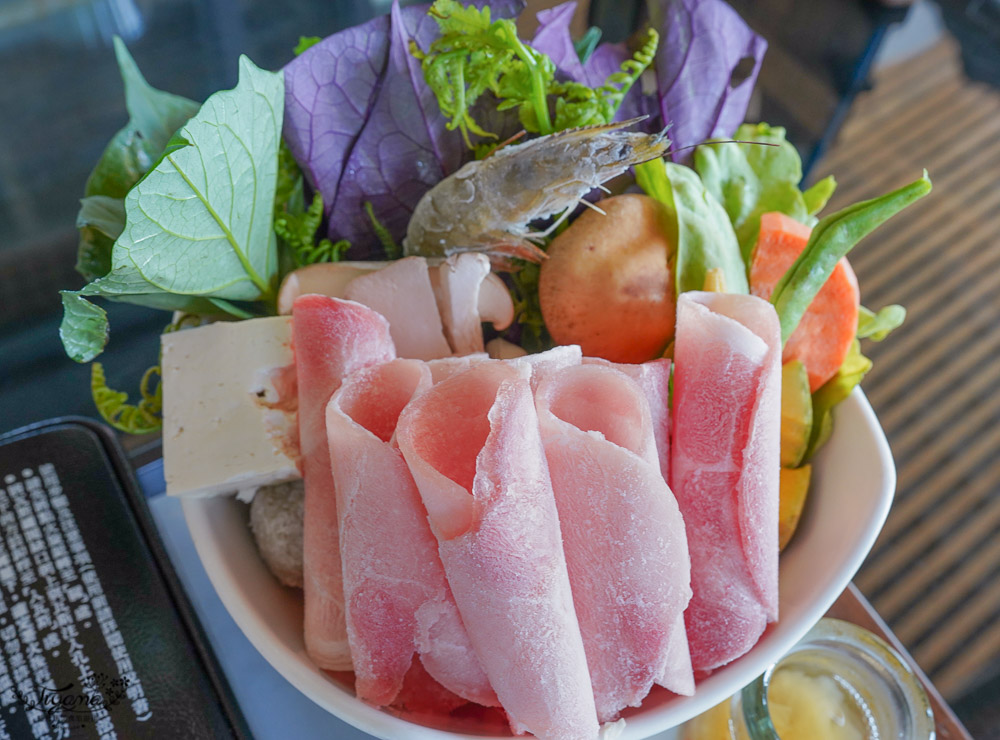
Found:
[284,0,523,259]
[651,0,767,159]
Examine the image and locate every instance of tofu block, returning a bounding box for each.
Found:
[161,316,299,497]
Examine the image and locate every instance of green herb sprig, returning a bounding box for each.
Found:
[413,0,658,143]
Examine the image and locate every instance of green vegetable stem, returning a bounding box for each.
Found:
[770,172,932,344]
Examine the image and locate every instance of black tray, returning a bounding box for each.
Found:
[0,417,249,739]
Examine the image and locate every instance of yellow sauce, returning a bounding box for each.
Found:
[767,666,869,740]
[682,700,740,740]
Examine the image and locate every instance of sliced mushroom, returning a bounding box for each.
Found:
[344,257,452,360]
[276,262,386,314]
[486,337,529,360]
[433,253,516,355]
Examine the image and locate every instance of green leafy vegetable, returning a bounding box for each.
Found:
[573,27,602,64]
[276,192,349,266]
[694,123,837,261]
[771,172,931,344]
[59,292,111,363]
[509,261,550,354]
[295,36,322,55]
[857,304,906,341]
[272,139,348,267]
[86,38,200,199]
[635,158,749,296]
[804,339,872,460]
[413,0,657,142]
[60,56,284,363]
[75,196,126,282]
[549,28,658,132]
[803,175,837,217]
[91,362,163,435]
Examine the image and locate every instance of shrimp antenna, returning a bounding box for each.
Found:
[665,139,779,157]
[578,199,607,216]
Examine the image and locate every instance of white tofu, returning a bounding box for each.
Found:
[161,316,299,498]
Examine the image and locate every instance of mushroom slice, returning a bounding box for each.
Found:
[344,257,452,361]
[276,262,386,314]
[432,253,515,355]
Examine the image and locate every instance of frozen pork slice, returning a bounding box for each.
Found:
[397,361,599,740]
[327,359,495,707]
[293,295,395,671]
[583,357,672,484]
[671,291,781,672]
[536,364,693,721]
[425,353,489,384]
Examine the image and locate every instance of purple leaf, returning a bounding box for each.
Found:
[282,16,390,216]
[531,3,648,125]
[531,2,586,81]
[328,1,457,257]
[653,0,766,160]
[329,0,525,258]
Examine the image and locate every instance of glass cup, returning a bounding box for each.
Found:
[681,618,936,739]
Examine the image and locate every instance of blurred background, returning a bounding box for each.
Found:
[0,0,997,734]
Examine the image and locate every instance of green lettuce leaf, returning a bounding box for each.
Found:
[694,123,837,262]
[636,158,748,296]
[59,292,111,363]
[803,175,837,216]
[857,304,906,341]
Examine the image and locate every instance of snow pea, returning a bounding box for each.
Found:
[771,172,932,344]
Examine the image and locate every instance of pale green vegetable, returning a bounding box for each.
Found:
[804,339,873,460]
[59,293,111,364]
[86,37,200,199]
[635,158,748,296]
[857,304,906,341]
[694,123,837,261]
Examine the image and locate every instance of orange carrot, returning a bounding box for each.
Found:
[750,212,859,391]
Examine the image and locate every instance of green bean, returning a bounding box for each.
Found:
[771,171,931,344]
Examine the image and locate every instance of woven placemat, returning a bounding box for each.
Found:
[817,37,1000,701]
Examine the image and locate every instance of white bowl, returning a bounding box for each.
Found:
[182,388,895,739]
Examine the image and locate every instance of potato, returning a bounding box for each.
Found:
[539,194,674,363]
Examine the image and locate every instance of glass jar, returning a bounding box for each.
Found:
[681,618,936,740]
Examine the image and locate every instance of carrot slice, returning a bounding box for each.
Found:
[750,212,859,391]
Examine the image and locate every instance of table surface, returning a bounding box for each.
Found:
[138,462,973,740]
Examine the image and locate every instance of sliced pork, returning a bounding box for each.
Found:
[536,364,693,720]
[582,357,672,483]
[397,361,599,740]
[670,291,781,672]
[326,358,495,707]
[293,295,395,671]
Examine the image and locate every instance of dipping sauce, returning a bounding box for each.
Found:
[679,618,935,740]
[767,665,869,739]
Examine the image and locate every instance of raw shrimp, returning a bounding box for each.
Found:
[403,118,669,265]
